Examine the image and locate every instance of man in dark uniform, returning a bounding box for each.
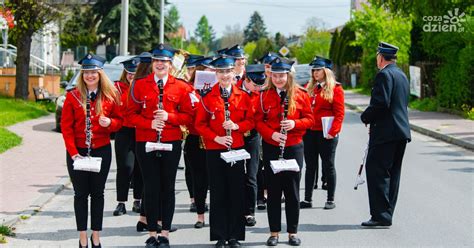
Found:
[360,42,411,227]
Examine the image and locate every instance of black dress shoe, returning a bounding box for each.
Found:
[324,201,336,209]
[113,203,126,216]
[137,221,148,232]
[288,236,301,246]
[245,216,256,227]
[145,236,159,248]
[228,239,241,248]
[90,235,101,248]
[189,202,197,212]
[79,240,88,248]
[215,240,226,248]
[257,199,266,210]
[194,221,205,228]
[299,201,312,209]
[132,200,141,213]
[361,219,392,227]
[157,236,170,248]
[266,236,278,246]
[158,224,178,232]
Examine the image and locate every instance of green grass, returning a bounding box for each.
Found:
[409,97,438,112]
[348,87,372,96]
[0,225,14,237]
[0,96,54,153]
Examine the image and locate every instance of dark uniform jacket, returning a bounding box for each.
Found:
[360,63,411,146]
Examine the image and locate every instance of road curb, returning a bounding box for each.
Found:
[1,177,71,228]
[345,103,474,151]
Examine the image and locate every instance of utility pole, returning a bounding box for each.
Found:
[119,0,129,56]
[159,0,164,44]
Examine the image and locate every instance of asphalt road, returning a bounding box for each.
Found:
[5,109,473,247]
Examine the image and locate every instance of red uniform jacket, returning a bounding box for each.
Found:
[255,87,314,147]
[61,89,123,157]
[195,83,254,150]
[126,73,194,142]
[185,83,201,136]
[115,81,133,128]
[310,84,345,136]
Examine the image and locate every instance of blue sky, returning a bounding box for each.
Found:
[167,0,351,38]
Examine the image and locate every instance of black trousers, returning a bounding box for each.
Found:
[257,158,265,201]
[183,135,194,199]
[366,140,407,224]
[303,130,338,202]
[207,149,245,241]
[185,134,208,214]
[115,127,143,201]
[135,140,182,232]
[244,132,260,215]
[66,144,112,231]
[263,141,304,234]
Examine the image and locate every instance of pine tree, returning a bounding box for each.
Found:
[194,15,215,52]
[244,11,268,43]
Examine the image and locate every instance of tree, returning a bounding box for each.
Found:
[274,32,287,47]
[97,0,171,54]
[60,6,98,51]
[251,38,274,63]
[303,17,328,32]
[244,11,268,43]
[6,1,63,99]
[293,27,332,64]
[244,42,257,62]
[350,4,411,88]
[194,15,215,53]
[166,5,181,34]
[221,24,244,48]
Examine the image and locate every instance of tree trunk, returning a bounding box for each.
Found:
[14,32,33,100]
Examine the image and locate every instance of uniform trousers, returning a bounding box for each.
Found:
[243,131,260,215]
[66,144,112,231]
[207,149,245,241]
[366,140,407,224]
[185,134,208,214]
[183,135,194,200]
[262,141,304,233]
[135,140,182,232]
[303,130,338,202]
[115,126,143,201]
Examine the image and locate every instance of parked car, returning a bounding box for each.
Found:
[55,63,123,132]
[293,64,312,86]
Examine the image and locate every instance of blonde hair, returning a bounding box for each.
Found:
[267,71,302,115]
[307,68,336,103]
[118,70,131,84]
[76,70,119,115]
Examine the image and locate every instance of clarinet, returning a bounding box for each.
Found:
[278,96,289,159]
[222,89,232,151]
[156,80,164,157]
[85,92,93,157]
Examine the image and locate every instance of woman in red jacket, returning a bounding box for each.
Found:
[255,57,314,247]
[195,55,254,248]
[300,56,345,210]
[112,57,143,217]
[126,44,194,248]
[61,54,122,248]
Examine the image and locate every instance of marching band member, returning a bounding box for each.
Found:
[184,54,204,82]
[255,52,278,211]
[113,57,143,216]
[236,64,267,226]
[127,44,194,248]
[300,56,344,210]
[195,55,254,248]
[184,56,216,227]
[61,54,122,248]
[255,57,314,247]
[225,44,246,86]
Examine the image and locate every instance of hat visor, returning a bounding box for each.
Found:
[202,64,215,69]
[124,69,136,73]
[311,66,325,70]
[186,65,197,68]
[81,65,102,71]
[215,65,235,70]
[270,69,290,73]
[152,56,173,61]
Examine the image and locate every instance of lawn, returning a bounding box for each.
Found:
[0,96,54,153]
